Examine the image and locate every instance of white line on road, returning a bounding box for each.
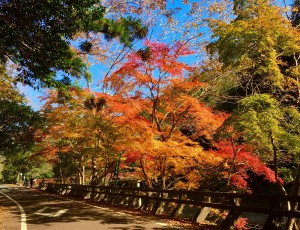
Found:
[52,209,68,217]
[34,207,52,217]
[157,222,168,226]
[34,206,68,217]
[0,191,27,230]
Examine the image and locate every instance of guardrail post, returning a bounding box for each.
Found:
[171,193,187,218]
[137,181,142,207]
[91,184,96,200]
[155,191,167,215]
[132,188,140,208]
[151,191,161,214]
[171,193,182,218]
[194,195,211,222]
[219,193,242,230]
[140,190,150,211]
[262,197,282,230]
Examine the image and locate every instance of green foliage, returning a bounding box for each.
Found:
[0,68,47,182]
[194,60,242,112]
[0,0,147,89]
[52,153,79,182]
[226,94,299,167]
[280,107,300,159]
[1,150,53,183]
[29,161,53,179]
[0,66,24,102]
[208,0,300,106]
[0,75,43,156]
[230,94,282,157]
[98,17,148,47]
[0,102,42,153]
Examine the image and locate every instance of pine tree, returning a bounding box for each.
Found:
[0,0,147,89]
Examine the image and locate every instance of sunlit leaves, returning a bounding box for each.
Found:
[214,141,277,190]
[102,41,227,189]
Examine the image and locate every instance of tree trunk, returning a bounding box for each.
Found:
[264,133,290,230]
[82,166,85,185]
[59,167,62,184]
[227,138,239,185]
[140,158,151,187]
[270,133,279,181]
[79,171,82,185]
[286,163,300,230]
[270,133,287,197]
[91,154,97,186]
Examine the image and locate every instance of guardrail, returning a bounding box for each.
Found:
[40,183,300,229]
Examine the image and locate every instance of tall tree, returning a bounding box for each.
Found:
[103,41,230,189]
[208,0,300,107]
[225,95,299,188]
[0,0,147,88]
[0,68,42,156]
[38,89,124,185]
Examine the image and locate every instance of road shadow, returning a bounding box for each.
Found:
[0,188,209,230]
[0,187,217,229]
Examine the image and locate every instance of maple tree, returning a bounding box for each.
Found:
[292,0,300,26]
[35,40,278,192]
[213,141,277,191]
[37,88,125,185]
[0,1,299,229]
[103,41,228,189]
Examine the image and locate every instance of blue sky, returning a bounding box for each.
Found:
[18,0,202,110]
[18,0,294,111]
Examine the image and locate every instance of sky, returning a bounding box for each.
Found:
[18,0,201,110]
[17,0,295,111]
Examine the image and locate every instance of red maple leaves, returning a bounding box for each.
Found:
[214,141,278,190]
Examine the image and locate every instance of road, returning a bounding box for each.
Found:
[0,185,192,230]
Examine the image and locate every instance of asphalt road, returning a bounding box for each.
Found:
[0,185,189,230]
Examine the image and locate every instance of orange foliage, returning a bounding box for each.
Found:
[37,41,233,189]
[102,41,227,189]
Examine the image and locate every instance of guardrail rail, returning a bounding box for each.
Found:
[39,183,300,229]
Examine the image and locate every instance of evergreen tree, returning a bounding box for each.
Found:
[0,0,147,89]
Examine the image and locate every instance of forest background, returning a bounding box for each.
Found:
[0,0,300,228]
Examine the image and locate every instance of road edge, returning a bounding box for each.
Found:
[0,191,27,230]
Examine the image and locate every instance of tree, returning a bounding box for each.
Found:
[221,94,300,229]
[208,0,300,107]
[38,89,124,185]
[0,0,147,88]
[213,141,277,191]
[0,67,45,183]
[0,68,42,156]
[225,95,299,188]
[1,150,53,183]
[206,2,300,228]
[104,41,227,189]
